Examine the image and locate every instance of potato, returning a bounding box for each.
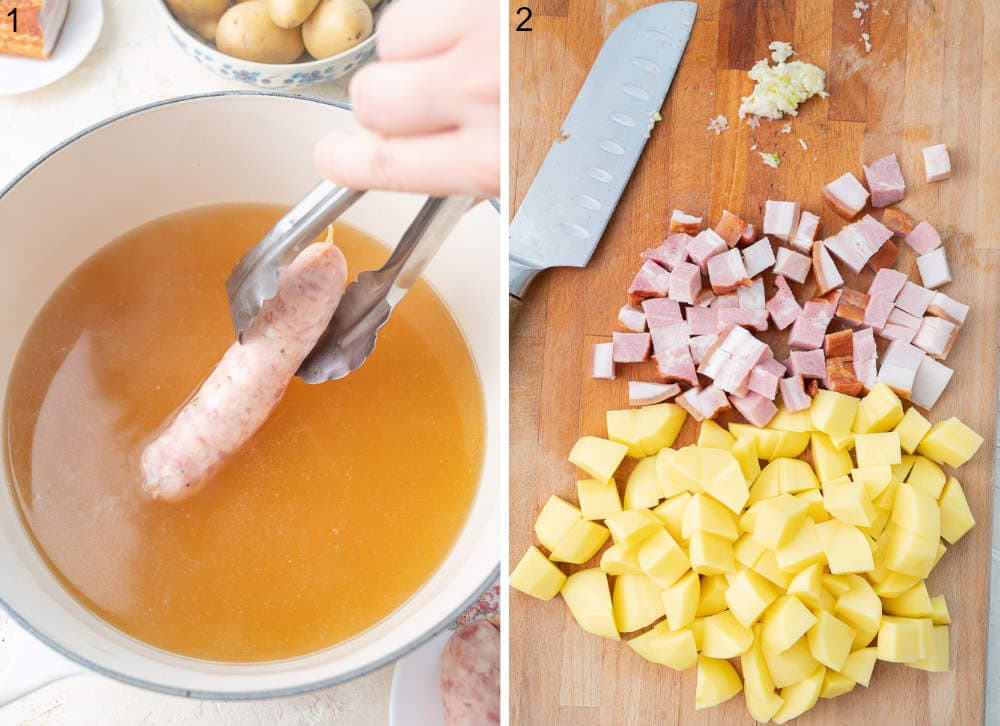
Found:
[568,435,627,483]
[268,0,321,29]
[216,1,305,64]
[166,0,229,41]
[302,0,373,60]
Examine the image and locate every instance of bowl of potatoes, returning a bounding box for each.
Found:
[155,0,384,88]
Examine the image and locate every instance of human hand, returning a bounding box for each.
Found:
[314,0,500,198]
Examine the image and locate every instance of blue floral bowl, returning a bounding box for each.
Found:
[154,1,382,88]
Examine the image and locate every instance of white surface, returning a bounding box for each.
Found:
[0,0,102,96]
[389,629,450,726]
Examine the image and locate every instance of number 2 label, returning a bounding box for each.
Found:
[515,7,532,32]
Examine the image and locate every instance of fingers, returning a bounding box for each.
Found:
[375,0,463,62]
[314,127,499,197]
[350,57,460,136]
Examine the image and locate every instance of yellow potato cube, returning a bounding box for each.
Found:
[792,491,826,525]
[682,493,739,541]
[877,616,934,663]
[895,406,933,454]
[627,621,698,670]
[652,492,691,542]
[612,573,664,633]
[702,610,754,658]
[911,625,949,672]
[731,435,762,482]
[699,446,741,480]
[734,532,766,569]
[655,447,686,499]
[741,627,785,722]
[840,647,878,686]
[599,543,641,576]
[698,419,735,449]
[786,563,825,610]
[939,476,975,544]
[815,520,874,574]
[770,403,813,432]
[689,531,736,575]
[763,636,820,689]
[662,570,700,630]
[821,573,852,597]
[773,665,825,724]
[696,574,729,617]
[622,456,662,510]
[823,479,877,527]
[690,617,706,650]
[740,503,761,533]
[510,546,567,600]
[891,484,941,540]
[776,457,820,494]
[550,518,611,563]
[633,402,687,455]
[882,581,933,618]
[869,565,921,599]
[704,460,750,514]
[604,509,661,549]
[751,549,794,590]
[729,424,809,460]
[933,540,948,569]
[577,478,622,521]
[820,669,855,699]
[748,464,780,507]
[811,432,854,484]
[695,656,743,710]
[807,610,855,670]
[775,518,827,573]
[724,568,780,627]
[606,409,643,458]
[560,568,619,640]
[569,435,629,482]
[916,417,984,468]
[874,479,900,511]
[762,595,818,654]
[753,494,810,550]
[657,445,703,495]
[930,594,951,625]
[810,390,860,436]
[854,382,904,433]
[853,432,902,468]
[863,506,891,540]
[637,528,690,589]
[534,495,581,551]
[830,432,855,451]
[853,466,892,500]
[773,431,812,459]
[892,455,917,482]
[905,456,946,499]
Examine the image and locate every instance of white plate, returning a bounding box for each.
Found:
[0,0,103,96]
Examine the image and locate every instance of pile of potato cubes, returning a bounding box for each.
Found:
[511,382,982,723]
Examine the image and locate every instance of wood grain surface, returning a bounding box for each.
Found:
[509,1,1000,724]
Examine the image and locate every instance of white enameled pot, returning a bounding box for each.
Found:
[0,92,500,702]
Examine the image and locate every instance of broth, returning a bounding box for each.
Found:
[3,204,485,662]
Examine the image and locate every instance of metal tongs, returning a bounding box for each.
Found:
[226,180,476,383]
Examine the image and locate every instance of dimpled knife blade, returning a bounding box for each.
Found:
[509,1,697,299]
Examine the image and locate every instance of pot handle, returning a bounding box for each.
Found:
[0,618,84,707]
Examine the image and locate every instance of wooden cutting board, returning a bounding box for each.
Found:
[509,1,999,723]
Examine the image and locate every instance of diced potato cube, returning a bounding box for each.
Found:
[820,669,855,699]
[763,636,820,689]
[830,432,855,451]
[840,647,878,686]
[821,573,852,597]
[863,506,891,540]
[748,463,780,506]
[775,518,827,573]
[698,419,735,449]
[510,546,567,600]
[682,493,739,541]
[689,531,736,575]
[823,479,877,527]
[560,568,619,640]
[725,568,780,627]
[796,489,831,524]
[705,460,750,514]
[637,528,690,589]
[853,466,892,500]
[810,390,860,436]
[939,476,975,544]
[690,617,706,650]
[606,409,643,458]
[773,431,812,459]
[869,565,921,599]
[702,610,754,658]
[751,549,794,590]
[657,445,703,495]
[916,417,984,468]
[895,407,932,454]
[891,484,941,541]
[577,478,622,520]
[605,509,661,549]
[731,436,762,482]
[569,435,629,482]
[769,404,813,432]
[773,665,825,724]
[600,543,642,575]
[854,382,904,433]
[550,518,611,563]
[612,573,664,633]
[753,494,810,549]
[627,621,698,670]
[877,616,934,663]
[807,610,855,670]
[695,656,743,710]
[534,495,581,551]
[773,458,820,494]
[874,479,900,511]
[854,432,902,468]
[882,580,933,618]
[696,574,730,617]
[762,595,818,654]
[930,594,951,625]
[662,570,700,630]
[729,424,809,460]
[633,403,687,455]
[786,563,826,610]
[811,432,854,484]
[655,448,686,499]
[906,456,946,499]
[623,456,662,509]
[910,625,949,672]
[741,626,785,721]
[652,492,691,542]
[892,456,917,483]
[734,532,767,569]
[816,520,874,574]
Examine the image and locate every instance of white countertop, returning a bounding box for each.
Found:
[0,1,393,724]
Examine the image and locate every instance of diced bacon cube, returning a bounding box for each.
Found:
[773,247,812,284]
[677,386,731,421]
[690,334,719,365]
[904,221,943,255]
[612,332,651,363]
[926,292,969,325]
[865,296,895,330]
[763,200,801,242]
[894,282,935,317]
[823,171,870,219]
[715,209,749,247]
[766,275,804,331]
[790,211,822,253]
[881,207,916,237]
[909,357,953,409]
[812,242,844,295]
[863,153,906,208]
[856,214,894,248]
[718,307,769,332]
[719,326,770,367]
[654,344,699,387]
[676,388,704,420]
[824,330,854,357]
[912,316,958,360]
[779,375,812,412]
[714,358,756,396]
[628,259,671,304]
[644,233,690,271]
[742,238,776,278]
[711,293,739,309]
[887,307,922,331]
[669,261,703,305]
[877,340,925,397]
[748,367,781,400]
[618,304,647,332]
[686,306,720,336]
[641,298,683,328]
[916,247,952,289]
[923,144,952,183]
[787,348,827,380]
[827,355,864,396]
[880,324,916,344]
[740,224,757,246]
[737,278,766,310]
[670,210,702,234]
[868,267,908,301]
[835,287,870,327]
[687,229,728,272]
[707,248,751,294]
[788,300,834,350]
[694,289,716,307]
[824,231,869,273]
[867,240,899,272]
[591,342,615,379]
[729,391,778,427]
[853,328,878,390]
[651,322,691,357]
[628,381,681,406]
[760,357,787,378]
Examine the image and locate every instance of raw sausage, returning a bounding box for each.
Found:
[141,242,347,500]
[440,620,500,726]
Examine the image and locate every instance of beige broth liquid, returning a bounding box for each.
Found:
[4,204,484,661]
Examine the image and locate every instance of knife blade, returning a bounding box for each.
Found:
[509,1,697,304]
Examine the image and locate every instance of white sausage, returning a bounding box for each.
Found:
[141,242,347,500]
[440,620,501,726]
